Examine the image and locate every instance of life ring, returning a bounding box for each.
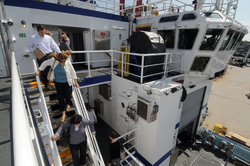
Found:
[169,6,174,13]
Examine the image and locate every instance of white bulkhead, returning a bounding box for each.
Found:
[4,4,130,74]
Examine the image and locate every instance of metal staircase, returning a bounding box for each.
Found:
[28,59,105,166]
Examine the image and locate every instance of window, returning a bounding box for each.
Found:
[158,30,175,48]
[182,13,196,20]
[226,32,240,50]
[204,12,222,19]
[219,30,234,50]
[190,57,210,72]
[232,33,244,50]
[159,15,178,23]
[178,29,199,49]
[199,29,224,51]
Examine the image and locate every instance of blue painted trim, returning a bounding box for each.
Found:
[121,149,172,166]
[175,122,180,129]
[4,0,136,23]
[78,75,111,87]
[153,149,171,166]
[25,88,51,165]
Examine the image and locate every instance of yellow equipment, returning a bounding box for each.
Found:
[118,42,125,76]
[214,124,223,134]
[124,43,130,77]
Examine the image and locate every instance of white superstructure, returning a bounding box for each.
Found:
[2,0,248,166]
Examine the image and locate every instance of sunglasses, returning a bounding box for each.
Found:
[59,60,66,62]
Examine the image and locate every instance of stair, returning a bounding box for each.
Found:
[28,84,75,165]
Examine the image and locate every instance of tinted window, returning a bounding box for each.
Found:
[232,33,244,50]
[159,15,179,23]
[182,13,196,20]
[226,32,240,50]
[205,12,222,19]
[158,30,175,48]
[219,30,234,50]
[190,57,210,72]
[199,29,224,51]
[178,29,199,49]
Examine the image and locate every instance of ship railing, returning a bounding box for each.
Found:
[203,129,250,165]
[112,50,184,84]
[71,50,184,84]
[32,59,63,166]
[71,50,113,78]
[232,143,250,165]
[61,0,238,19]
[72,84,105,166]
[12,52,48,166]
[116,128,144,166]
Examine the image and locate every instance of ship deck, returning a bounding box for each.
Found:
[0,65,249,165]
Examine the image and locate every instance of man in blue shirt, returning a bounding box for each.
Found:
[28,25,61,90]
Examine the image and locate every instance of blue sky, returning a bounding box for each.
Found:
[235,0,250,41]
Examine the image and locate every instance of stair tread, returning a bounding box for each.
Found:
[47,99,59,106]
[47,98,74,107]
[27,86,57,98]
[49,107,76,117]
[51,116,72,129]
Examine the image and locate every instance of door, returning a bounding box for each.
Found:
[179,87,206,133]
[71,32,85,62]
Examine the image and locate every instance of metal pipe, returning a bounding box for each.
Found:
[87,52,92,77]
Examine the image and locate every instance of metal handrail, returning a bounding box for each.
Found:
[16,62,46,165]
[32,60,62,166]
[72,85,105,166]
[115,128,144,166]
[64,0,238,18]
[12,52,38,165]
[71,50,183,84]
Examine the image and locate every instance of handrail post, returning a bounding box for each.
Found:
[181,53,184,74]
[87,52,92,77]
[121,52,124,77]
[163,53,168,79]
[111,51,113,74]
[140,54,144,84]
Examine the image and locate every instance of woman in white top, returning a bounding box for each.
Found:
[85,103,97,124]
[35,51,79,122]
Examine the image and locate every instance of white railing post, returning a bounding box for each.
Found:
[140,54,145,84]
[111,51,113,74]
[87,52,92,77]
[121,52,124,77]
[163,53,169,79]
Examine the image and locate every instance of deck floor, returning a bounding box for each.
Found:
[0,76,13,166]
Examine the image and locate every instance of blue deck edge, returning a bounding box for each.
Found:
[78,75,111,87]
[4,0,136,23]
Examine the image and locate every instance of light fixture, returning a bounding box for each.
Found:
[7,19,13,26]
[21,20,26,28]
[152,102,159,114]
